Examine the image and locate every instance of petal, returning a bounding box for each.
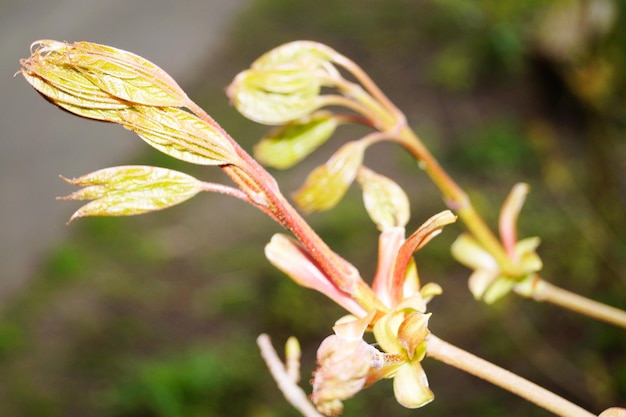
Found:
[515,237,543,274]
[451,233,498,271]
[468,269,500,300]
[264,234,366,316]
[482,277,517,304]
[397,312,430,360]
[390,211,456,304]
[373,311,405,354]
[393,361,434,409]
[419,282,443,304]
[332,310,376,341]
[499,183,529,258]
[371,227,406,307]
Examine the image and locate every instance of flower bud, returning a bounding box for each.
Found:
[309,313,378,416]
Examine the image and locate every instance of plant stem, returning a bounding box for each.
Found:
[257,334,324,417]
[396,127,516,274]
[517,277,626,329]
[186,99,387,313]
[426,334,596,417]
[330,53,517,276]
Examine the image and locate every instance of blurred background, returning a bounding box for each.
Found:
[1,0,625,416]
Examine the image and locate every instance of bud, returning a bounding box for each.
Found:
[311,312,378,417]
[293,141,366,213]
[59,165,202,222]
[253,112,338,169]
[20,40,188,115]
[311,334,375,416]
[284,336,301,383]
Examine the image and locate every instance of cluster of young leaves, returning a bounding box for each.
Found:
[20,40,251,222]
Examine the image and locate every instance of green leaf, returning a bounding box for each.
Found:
[251,40,337,70]
[293,141,365,213]
[59,165,203,222]
[119,107,240,166]
[20,40,188,109]
[227,67,323,125]
[70,41,189,106]
[253,112,338,169]
[21,63,130,111]
[357,167,410,231]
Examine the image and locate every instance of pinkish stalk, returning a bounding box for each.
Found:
[186,98,387,313]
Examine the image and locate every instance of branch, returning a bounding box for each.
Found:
[426,334,596,417]
[517,277,626,329]
[256,334,324,417]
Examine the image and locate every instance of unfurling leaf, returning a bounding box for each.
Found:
[357,167,410,231]
[254,112,338,169]
[227,41,346,125]
[20,40,188,112]
[119,107,240,166]
[59,166,202,222]
[227,67,324,125]
[251,40,338,71]
[293,141,366,213]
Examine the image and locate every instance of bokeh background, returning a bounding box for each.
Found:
[1,0,625,416]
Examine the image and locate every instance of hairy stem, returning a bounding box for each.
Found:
[426,334,596,417]
[186,99,387,313]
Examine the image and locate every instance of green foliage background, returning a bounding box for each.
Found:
[1,0,625,416]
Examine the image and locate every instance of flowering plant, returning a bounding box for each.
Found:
[19,39,625,417]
